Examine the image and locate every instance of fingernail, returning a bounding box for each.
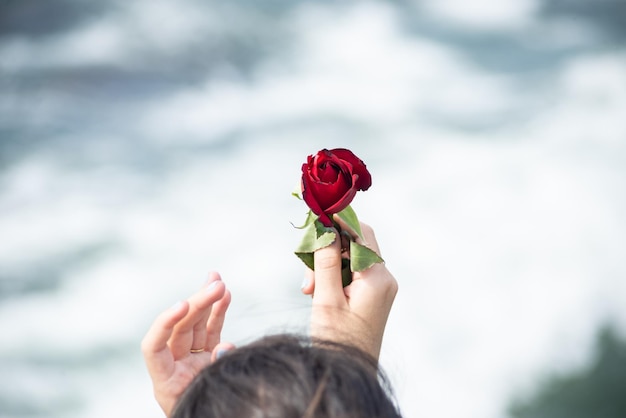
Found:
[301,277,309,290]
[170,301,183,311]
[217,348,229,359]
[207,281,219,292]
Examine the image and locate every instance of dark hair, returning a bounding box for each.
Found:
[172,334,402,418]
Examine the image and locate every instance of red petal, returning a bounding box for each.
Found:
[318,161,340,183]
[329,148,372,190]
[316,212,333,227]
[302,163,326,218]
[325,178,358,214]
[309,169,352,211]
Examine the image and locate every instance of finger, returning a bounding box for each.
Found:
[312,233,346,307]
[141,301,190,381]
[348,254,398,313]
[187,278,226,352]
[301,268,315,295]
[358,222,381,256]
[210,341,236,362]
[170,276,226,359]
[190,273,225,350]
[205,288,232,350]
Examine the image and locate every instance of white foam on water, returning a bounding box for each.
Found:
[419,0,540,29]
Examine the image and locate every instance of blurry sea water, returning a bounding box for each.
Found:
[1,1,625,417]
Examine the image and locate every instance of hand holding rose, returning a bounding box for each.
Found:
[295,148,383,286]
[301,218,398,360]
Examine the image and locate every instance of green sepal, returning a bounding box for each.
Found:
[349,241,384,272]
[314,217,333,239]
[292,183,303,200]
[335,205,363,241]
[292,210,316,230]
[294,217,337,270]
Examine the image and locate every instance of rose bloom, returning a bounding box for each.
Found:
[301,148,372,227]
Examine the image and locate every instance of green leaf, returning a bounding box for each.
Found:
[294,218,337,270]
[349,241,384,272]
[295,222,336,253]
[336,205,363,241]
[295,252,315,271]
[314,218,334,239]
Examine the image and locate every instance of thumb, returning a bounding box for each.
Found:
[312,233,345,307]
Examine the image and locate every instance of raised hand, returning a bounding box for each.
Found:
[301,220,398,360]
[141,272,234,416]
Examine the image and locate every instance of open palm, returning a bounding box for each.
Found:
[142,273,233,416]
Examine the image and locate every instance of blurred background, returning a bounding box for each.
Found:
[1,0,625,417]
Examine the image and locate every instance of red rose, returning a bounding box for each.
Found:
[301,148,372,227]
